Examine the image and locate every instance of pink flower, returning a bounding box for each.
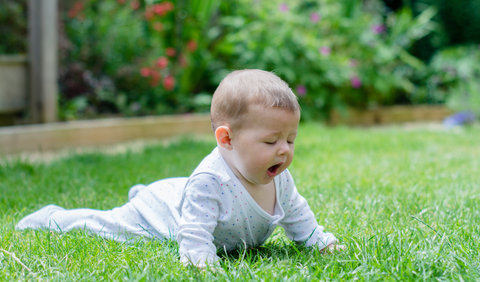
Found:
[140,67,151,77]
[166,48,176,57]
[156,57,168,69]
[279,3,289,12]
[371,24,386,34]
[130,0,140,10]
[319,46,331,56]
[296,85,306,96]
[163,76,176,91]
[310,12,321,23]
[351,76,362,88]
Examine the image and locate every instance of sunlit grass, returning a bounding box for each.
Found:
[1,123,479,281]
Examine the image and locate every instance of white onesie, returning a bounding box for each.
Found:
[16,147,337,266]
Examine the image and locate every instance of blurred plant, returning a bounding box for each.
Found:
[60,0,222,119]
[58,0,443,121]
[0,0,28,54]
[214,0,437,120]
[414,45,480,116]
[384,0,480,62]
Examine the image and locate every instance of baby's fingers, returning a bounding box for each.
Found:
[321,244,346,253]
[330,244,346,252]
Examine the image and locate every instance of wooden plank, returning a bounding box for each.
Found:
[0,114,212,155]
[0,55,28,114]
[330,105,452,126]
[29,0,58,123]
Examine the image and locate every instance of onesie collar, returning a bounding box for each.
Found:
[191,147,232,184]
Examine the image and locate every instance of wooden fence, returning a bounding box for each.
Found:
[0,0,58,125]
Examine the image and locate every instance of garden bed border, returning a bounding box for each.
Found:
[0,113,212,155]
[329,105,451,126]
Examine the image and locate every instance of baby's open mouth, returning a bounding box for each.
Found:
[267,164,281,176]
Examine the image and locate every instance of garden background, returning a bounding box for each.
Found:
[1,0,480,122]
[1,0,480,281]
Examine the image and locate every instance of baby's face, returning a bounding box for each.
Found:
[229,105,300,186]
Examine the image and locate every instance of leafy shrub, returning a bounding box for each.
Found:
[213,0,437,120]
[59,0,222,119]
[414,45,480,115]
[0,0,27,54]
[59,0,440,120]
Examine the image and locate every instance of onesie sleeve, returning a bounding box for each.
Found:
[278,171,337,250]
[176,174,221,267]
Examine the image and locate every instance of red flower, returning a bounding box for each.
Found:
[68,1,84,18]
[117,0,126,4]
[140,67,151,77]
[187,40,197,52]
[156,57,168,69]
[153,4,166,16]
[130,0,140,10]
[163,76,175,91]
[73,2,83,11]
[68,9,77,18]
[166,48,176,57]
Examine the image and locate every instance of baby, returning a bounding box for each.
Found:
[16,69,339,267]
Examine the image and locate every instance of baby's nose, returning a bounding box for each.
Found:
[277,142,290,155]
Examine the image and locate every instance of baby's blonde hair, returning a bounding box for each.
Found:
[210,69,300,131]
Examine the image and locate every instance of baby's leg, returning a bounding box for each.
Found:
[128,184,147,200]
[16,202,163,241]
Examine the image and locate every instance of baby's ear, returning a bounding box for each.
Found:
[215,126,233,150]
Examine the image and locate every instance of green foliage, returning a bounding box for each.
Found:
[3,0,477,119]
[58,0,439,120]
[214,0,437,120]
[60,0,222,119]
[2,125,480,280]
[382,0,480,62]
[413,45,480,114]
[0,0,27,54]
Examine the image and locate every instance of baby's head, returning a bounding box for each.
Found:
[211,69,300,132]
[211,69,301,186]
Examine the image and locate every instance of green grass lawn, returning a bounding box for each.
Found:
[1,123,479,281]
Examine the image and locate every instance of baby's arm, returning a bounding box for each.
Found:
[278,171,340,251]
[176,175,222,267]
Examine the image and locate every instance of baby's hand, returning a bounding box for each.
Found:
[321,243,346,253]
